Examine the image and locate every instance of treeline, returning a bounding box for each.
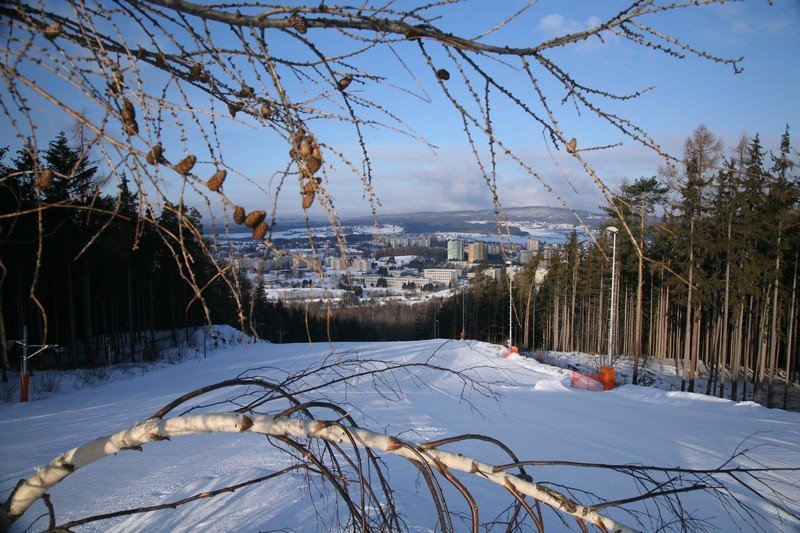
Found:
[298,276,523,345]
[529,126,799,408]
[0,134,240,380]
[257,298,444,343]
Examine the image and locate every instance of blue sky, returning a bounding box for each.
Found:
[208,0,800,218]
[3,1,799,220]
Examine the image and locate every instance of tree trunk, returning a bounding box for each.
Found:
[784,253,798,411]
[682,255,694,392]
[719,223,731,398]
[633,205,645,383]
[67,264,77,366]
[766,234,781,407]
[128,265,135,362]
[523,280,535,350]
[83,267,95,365]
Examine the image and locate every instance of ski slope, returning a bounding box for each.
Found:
[1,335,799,531]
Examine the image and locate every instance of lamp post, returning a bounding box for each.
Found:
[461,286,466,340]
[607,226,619,367]
[506,260,513,348]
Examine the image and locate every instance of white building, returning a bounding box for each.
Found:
[424,268,461,286]
[350,258,369,273]
[361,275,426,289]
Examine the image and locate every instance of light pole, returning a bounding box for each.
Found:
[607,226,619,367]
[506,260,513,348]
[461,286,466,340]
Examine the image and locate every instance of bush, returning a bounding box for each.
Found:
[36,370,63,394]
[76,366,111,386]
[0,379,19,402]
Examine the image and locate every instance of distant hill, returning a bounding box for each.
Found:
[215,205,605,239]
[343,205,605,236]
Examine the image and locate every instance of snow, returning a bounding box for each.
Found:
[1,338,799,531]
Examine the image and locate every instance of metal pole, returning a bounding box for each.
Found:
[20,325,29,402]
[607,227,619,367]
[506,261,513,348]
[22,325,28,377]
[461,288,465,338]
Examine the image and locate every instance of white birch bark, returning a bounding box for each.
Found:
[2,413,636,533]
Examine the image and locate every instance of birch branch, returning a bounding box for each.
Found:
[1,412,637,532]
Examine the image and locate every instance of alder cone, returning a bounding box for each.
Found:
[175,155,197,176]
[43,22,62,40]
[306,154,322,175]
[252,221,269,240]
[121,99,138,135]
[189,63,201,79]
[337,76,352,91]
[289,13,307,34]
[108,74,125,95]
[244,210,266,228]
[121,99,136,121]
[436,69,450,81]
[232,205,245,225]
[207,169,226,191]
[299,138,312,157]
[189,63,206,81]
[301,190,315,209]
[146,144,164,165]
[301,180,317,209]
[566,138,577,154]
[123,118,138,136]
[228,101,244,117]
[39,169,53,189]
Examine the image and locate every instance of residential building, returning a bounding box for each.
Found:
[467,242,487,263]
[424,268,461,286]
[361,275,426,289]
[447,239,464,261]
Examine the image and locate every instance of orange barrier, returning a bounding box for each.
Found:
[571,372,604,391]
[20,373,29,403]
[600,366,615,390]
[501,346,520,358]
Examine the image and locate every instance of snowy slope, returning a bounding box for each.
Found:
[1,339,799,532]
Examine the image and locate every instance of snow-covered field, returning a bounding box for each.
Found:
[2,335,799,532]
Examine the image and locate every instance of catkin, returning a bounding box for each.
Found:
[207,170,226,192]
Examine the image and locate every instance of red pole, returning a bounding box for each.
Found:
[20,373,29,402]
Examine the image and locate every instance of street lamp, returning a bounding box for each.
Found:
[460,285,466,340]
[606,226,619,367]
[506,260,513,348]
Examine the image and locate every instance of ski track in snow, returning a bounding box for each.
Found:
[1,338,799,532]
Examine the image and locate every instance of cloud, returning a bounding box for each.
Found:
[327,139,677,218]
[537,14,601,36]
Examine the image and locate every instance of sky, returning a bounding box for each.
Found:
[2,0,799,222]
